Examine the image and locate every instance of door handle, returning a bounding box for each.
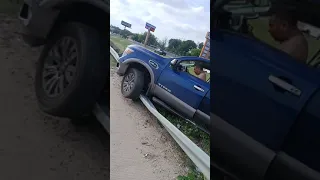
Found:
[268,75,301,96]
[194,85,204,92]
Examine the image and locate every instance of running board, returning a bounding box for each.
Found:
[152,97,188,120]
[152,97,209,134]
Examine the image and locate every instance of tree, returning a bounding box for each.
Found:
[146,32,159,46]
[138,32,158,46]
[198,42,204,49]
[132,33,140,42]
[158,37,168,50]
[176,40,197,56]
[110,25,122,34]
[189,48,201,56]
[167,39,182,53]
[132,33,146,43]
[132,32,158,46]
[120,29,133,38]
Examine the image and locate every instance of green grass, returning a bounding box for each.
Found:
[177,163,206,180]
[0,1,22,15]
[158,108,210,155]
[110,36,132,53]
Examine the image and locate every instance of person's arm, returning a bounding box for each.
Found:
[199,73,207,81]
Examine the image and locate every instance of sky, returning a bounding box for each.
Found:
[110,0,210,44]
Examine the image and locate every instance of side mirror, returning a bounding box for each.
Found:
[171,59,182,71]
[170,59,178,65]
[170,59,178,66]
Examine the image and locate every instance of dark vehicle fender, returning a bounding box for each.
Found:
[21,0,109,46]
[19,0,60,45]
[117,58,156,84]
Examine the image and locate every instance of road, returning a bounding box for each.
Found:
[110,68,187,180]
[0,14,109,180]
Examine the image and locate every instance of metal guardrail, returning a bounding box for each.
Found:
[110,46,210,179]
[110,46,120,60]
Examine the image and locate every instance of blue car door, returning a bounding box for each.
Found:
[211,29,319,150]
[156,60,210,119]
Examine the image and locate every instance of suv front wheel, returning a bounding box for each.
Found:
[121,68,144,100]
[35,22,108,119]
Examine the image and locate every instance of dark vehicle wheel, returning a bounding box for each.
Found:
[35,22,108,118]
[121,68,144,100]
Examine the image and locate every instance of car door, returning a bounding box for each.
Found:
[211,29,319,151]
[156,60,210,120]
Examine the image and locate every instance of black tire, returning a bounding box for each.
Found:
[35,22,108,118]
[121,68,144,100]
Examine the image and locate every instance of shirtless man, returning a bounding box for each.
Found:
[268,9,308,63]
[194,64,207,81]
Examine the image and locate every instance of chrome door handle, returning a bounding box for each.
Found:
[268,75,301,96]
[194,85,204,92]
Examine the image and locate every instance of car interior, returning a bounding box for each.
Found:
[178,61,211,82]
[218,0,320,70]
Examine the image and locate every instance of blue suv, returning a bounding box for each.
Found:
[116,45,210,133]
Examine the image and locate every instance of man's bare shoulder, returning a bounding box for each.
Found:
[198,72,207,81]
[280,33,308,63]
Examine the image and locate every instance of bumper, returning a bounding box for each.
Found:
[18,1,59,46]
[116,61,128,76]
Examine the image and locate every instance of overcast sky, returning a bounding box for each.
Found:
[110,0,210,44]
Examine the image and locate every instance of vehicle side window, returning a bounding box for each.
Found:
[178,60,210,83]
[221,2,320,67]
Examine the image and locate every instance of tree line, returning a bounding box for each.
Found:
[110,25,204,56]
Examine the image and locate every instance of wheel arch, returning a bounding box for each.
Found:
[44,0,109,40]
[122,59,155,93]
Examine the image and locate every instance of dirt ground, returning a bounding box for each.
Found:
[0,14,110,180]
[110,68,187,180]
[0,12,187,180]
